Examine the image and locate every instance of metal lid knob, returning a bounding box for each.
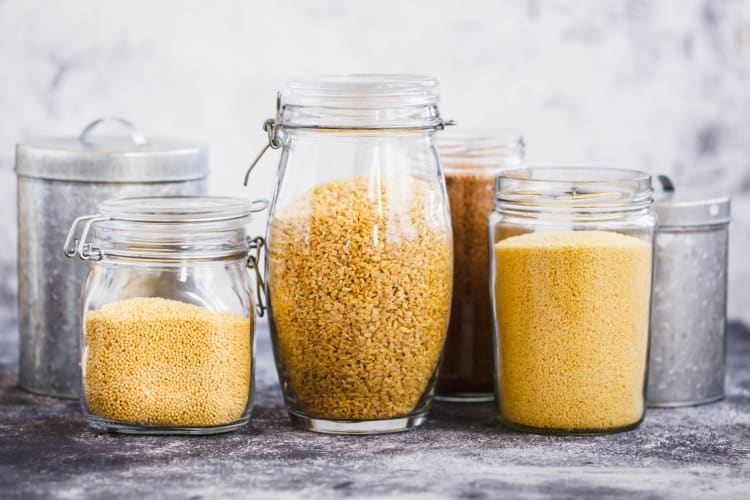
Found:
[78,117,148,147]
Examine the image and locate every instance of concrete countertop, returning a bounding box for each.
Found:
[1,319,748,500]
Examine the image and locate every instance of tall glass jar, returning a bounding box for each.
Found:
[489,168,655,435]
[64,196,266,434]
[436,130,524,402]
[260,75,453,434]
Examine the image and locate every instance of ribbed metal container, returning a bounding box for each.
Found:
[15,118,208,398]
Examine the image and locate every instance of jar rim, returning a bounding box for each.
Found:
[438,129,525,166]
[495,167,653,213]
[498,167,652,184]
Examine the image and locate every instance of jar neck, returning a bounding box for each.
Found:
[494,168,653,221]
[279,103,443,131]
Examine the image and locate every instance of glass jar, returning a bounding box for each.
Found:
[63,196,266,435]
[436,130,524,402]
[489,168,655,435]
[257,74,453,434]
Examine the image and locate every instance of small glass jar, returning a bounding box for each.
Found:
[64,196,266,435]
[436,130,524,403]
[489,168,655,435]
[257,74,453,434]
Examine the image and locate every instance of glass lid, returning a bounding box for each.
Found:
[97,196,268,224]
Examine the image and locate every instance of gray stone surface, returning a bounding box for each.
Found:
[1,319,748,500]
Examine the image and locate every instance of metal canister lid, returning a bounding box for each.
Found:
[654,175,731,227]
[15,118,208,183]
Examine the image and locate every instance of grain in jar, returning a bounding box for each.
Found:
[84,297,251,427]
[494,231,651,431]
[65,196,264,434]
[437,130,524,402]
[258,74,454,434]
[269,175,452,423]
[489,168,655,435]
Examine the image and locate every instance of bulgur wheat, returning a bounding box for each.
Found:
[269,175,452,420]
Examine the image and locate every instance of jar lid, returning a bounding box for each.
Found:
[279,74,445,129]
[64,196,268,262]
[438,129,525,170]
[654,176,731,227]
[285,74,439,108]
[16,118,208,183]
[97,196,267,224]
[495,167,653,213]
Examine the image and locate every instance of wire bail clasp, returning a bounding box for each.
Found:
[243,93,283,186]
[246,236,267,317]
[63,215,110,261]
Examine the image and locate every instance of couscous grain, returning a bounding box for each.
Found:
[269,175,452,420]
[84,297,252,427]
[494,230,651,431]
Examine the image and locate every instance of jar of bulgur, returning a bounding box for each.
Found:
[64,196,267,434]
[251,74,453,434]
[489,168,655,435]
[436,130,524,403]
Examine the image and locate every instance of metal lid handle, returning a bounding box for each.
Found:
[79,117,148,147]
[657,175,675,192]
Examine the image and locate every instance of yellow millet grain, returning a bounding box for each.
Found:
[494,230,651,431]
[269,175,452,420]
[84,297,252,427]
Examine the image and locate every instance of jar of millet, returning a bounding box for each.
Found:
[64,196,267,434]
[435,130,524,402]
[490,168,655,435]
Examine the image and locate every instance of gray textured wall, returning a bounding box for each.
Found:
[1,0,748,321]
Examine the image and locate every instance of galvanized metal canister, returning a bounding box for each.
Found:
[16,118,208,398]
[647,181,731,407]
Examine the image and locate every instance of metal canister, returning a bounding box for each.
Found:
[16,118,208,398]
[647,179,731,407]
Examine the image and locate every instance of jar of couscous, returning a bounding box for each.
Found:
[248,74,453,434]
[64,196,267,434]
[436,130,524,403]
[489,168,655,435]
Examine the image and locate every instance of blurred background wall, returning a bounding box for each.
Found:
[1,0,748,321]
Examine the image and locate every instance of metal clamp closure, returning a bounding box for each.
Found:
[63,215,109,261]
[242,92,455,186]
[243,93,283,186]
[246,235,267,318]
